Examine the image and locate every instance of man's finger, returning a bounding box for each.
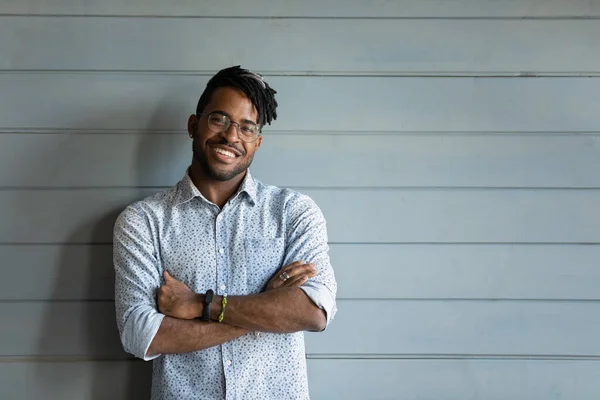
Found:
[272,264,316,288]
[269,280,282,290]
[163,270,174,281]
[267,274,284,290]
[282,262,313,276]
[285,275,309,288]
[280,260,305,273]
[284,267,317,286]
[286,263,317,278]
[267,261,315,290]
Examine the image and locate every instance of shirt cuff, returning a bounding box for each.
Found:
[122,305,165,361]
[299,281,337,330]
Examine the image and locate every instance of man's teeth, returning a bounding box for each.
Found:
[215,148,236,158]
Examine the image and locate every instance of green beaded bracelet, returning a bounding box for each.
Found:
[218,294,228,323]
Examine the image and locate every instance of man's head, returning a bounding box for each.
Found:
[188,66,278,182]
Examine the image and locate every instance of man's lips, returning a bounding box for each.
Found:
[209,144,243,158]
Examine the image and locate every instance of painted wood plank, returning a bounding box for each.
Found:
[0,188,599,244]
[1,74,600,132]
[3,18,600,72]
[0,360,151,400]
[2,358,600,400]
[3,300,600,356]
[3,133,600,188]
[1,0,599,17]
[305,300,600,356]
[0,245,115,301]
[307,358,600,400]
[2,244,600,301]
[0,302,124,357]
[331,244,600,299]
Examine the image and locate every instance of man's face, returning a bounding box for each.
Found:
[189,86,262,181]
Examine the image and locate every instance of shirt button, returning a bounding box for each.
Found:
[220,284,226,291]
[219,248,224,254]
[225,360,232,366]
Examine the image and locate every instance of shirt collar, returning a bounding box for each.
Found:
[174,168,257,207]
[236,169,258,205]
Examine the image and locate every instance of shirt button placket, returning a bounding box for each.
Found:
[215,213,228,295]
[215,213,235,399]
[223,343,236,400]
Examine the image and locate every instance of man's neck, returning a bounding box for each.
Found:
[188,163,246,209]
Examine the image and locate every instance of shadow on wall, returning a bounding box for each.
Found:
[136,91,192,187]
[30,95,195,399]
[34,212,152,400]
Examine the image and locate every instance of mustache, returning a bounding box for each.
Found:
[203,138,246,156]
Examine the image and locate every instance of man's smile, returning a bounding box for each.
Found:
[209,144,243,163]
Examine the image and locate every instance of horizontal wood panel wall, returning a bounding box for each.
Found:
[2,0,600,18]
[4,359,600,400]
[1,1,599,399]
[3,244,600,301]
[2,18,600,73]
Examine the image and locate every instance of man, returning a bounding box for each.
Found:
[113,66,337,399]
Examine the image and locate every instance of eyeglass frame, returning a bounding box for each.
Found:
[197,112,262,143]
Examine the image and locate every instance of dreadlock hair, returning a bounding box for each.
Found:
[195,66,278,129]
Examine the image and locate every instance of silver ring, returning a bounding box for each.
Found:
[279,272,290,282]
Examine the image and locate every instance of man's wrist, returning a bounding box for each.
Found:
[210,295,223,321]
[200,289,214,321]
[193,293,205,319]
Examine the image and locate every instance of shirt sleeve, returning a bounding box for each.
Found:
[113,204,165,361]
[283,193,338,329]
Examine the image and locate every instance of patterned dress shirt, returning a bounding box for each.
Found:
[113,170,337,400]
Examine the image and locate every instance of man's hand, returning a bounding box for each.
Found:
[265,260,317,291]
[158,271,202,319]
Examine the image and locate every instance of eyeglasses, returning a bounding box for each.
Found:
[198,112,261,143]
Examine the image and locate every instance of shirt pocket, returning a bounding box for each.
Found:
[244,237,285,294]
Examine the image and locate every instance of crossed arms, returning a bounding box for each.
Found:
[113,195,337,360]
[146,262,324,357]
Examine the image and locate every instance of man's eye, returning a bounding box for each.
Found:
[209,116,226,125]
[241,126,256,134]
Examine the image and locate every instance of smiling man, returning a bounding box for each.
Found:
[113,66,337,400]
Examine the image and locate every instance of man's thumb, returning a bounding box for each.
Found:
[163,270,173,281]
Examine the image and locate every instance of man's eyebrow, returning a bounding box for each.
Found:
[209,110,230,118]
[240,118,258,125]
[211,110,258,125]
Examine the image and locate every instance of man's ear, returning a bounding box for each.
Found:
[187,114,197,138]
[254,135,262,149]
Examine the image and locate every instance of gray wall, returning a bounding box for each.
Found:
[2,1,600,399]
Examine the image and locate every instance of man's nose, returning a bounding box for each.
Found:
[220,123,241,143]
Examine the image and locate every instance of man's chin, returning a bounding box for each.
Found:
[193,147,251,182]
[206,165,245,182]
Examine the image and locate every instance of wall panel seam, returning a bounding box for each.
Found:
[3,70,600,77]
[2,14,600,20]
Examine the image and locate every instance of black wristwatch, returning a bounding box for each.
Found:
[201,289,214,321]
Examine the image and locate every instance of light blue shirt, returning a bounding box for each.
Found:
[113,170,337,400]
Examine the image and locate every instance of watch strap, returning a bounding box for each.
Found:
[201,289,214,321]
